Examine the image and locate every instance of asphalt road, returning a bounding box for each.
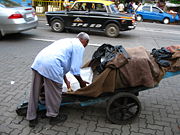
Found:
[0,20,180,135]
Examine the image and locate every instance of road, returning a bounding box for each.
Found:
[0,20,180,135]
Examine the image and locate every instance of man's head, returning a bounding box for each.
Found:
[77,32,89,47]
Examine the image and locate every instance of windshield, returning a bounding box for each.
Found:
[109,4,119,14]
[0,0,22,8]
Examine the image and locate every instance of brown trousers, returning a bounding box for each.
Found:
[26,69,62,120]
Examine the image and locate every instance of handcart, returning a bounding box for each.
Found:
[16,71,180,125]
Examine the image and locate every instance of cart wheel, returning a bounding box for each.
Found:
[16,102,28,116]
[106,92,141,125]
[0,31,3,39]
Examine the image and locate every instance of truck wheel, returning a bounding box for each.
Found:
[105,23,119,38]
[51,19,65,32]
[136,15,143,22]
[163,18,170,24]
[106,92,141,125]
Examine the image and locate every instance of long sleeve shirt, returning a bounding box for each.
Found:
[31,38,85,84]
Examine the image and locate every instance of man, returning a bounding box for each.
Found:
[118,2,125,12]
[26,32,90,127]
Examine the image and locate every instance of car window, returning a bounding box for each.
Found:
[0,0,22,7]
[152,7,161,13]
[93,3,106,12]
[109,4,119,14]
[142,6,150,11]
[71,2,87,11]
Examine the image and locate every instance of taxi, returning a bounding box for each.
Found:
[45,0,136,37]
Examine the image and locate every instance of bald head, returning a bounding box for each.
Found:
[77,32,90,47]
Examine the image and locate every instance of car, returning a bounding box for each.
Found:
[135,5,180,24]
[45,0,136,37]
[0,0,38,39]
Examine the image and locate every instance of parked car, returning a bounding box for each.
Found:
[45,0,136,37]
[135,5,180,24]
[0,0,38,39]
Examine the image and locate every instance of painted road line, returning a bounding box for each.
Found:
[30,38,101,46]
[136,27,180,35]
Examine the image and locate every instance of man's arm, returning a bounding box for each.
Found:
[64,75,71,89]
[74,75,89,88]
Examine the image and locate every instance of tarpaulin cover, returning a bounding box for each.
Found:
[67,46,166,97]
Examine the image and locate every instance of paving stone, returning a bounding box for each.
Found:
[168,114,180,119]
[40,129,58,135]
[130,132,145,135]
[162,117,177,123]
[130,123,139,132]
[76,125,88,135]
[159,109,167,118]
[9,129,22,135]
[138,118,147,128]
[154,120,170,127]
[57,132,67,135]
[8,122,25,130]
[85,131,103,135]
[121,125,130,135]
[0,125,13,134]
[95,127,112,134]
[112,129,121,135]
[63,121,79,128]
[52,125,69,132]
[67,127,77,135]
[87,121,97,132]
[155,130,164,135]
[139,128,156,135]
[164,127,173,135]
[171,123,180,135]
[147,124,163,130]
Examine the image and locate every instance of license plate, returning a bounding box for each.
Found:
[26,13,33,18]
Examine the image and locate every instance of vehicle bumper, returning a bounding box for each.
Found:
[1,17,38,35]
[128,25,136,29]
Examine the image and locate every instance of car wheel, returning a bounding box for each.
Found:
[136,15,143,22]
[105,23,119,38]
[163,18,170,24]
[51,19,65,32]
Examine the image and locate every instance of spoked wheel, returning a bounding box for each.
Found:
[0,31,3,40]
[51,19,65,32]
[106,92,141,125]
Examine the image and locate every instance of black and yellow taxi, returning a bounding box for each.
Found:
[45,0,136,37]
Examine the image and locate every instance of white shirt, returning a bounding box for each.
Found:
[118,3,124,12]
[31,38,85,84]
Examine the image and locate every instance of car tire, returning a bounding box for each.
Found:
[105,23,119,38]
[136,15,143,22]
[51,19,65,32]
[163,18,170,24]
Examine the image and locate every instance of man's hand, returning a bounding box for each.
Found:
[79,80,89,88]
[65,80,71,89]
[64,75,71,89]
[74,75,89,88]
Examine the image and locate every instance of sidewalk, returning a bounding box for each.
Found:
[0,16,180,135]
